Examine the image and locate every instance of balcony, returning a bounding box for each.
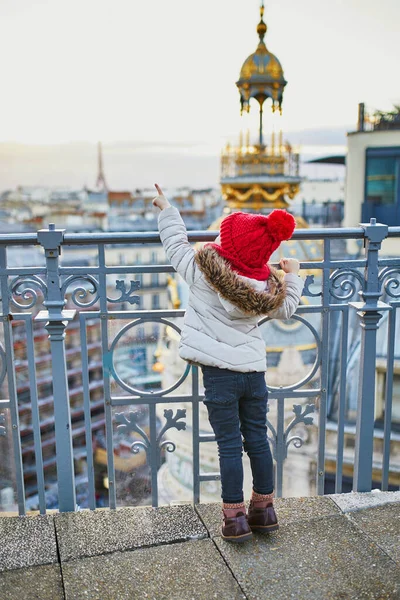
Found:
[0,222,400,598]
[0,221,399,517]
[221,142,301,180]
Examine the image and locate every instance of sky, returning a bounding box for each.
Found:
[0,0,399,188]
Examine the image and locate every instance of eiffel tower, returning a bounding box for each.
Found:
[95,141,108,191]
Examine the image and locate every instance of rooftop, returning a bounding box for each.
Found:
[1,492,399,599]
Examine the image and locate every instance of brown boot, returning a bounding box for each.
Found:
[247,501,279,532]
[221,510,252,543]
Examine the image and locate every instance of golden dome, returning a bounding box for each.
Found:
[236,3,286,113]
[239,49,284,81]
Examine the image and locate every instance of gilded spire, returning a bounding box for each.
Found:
[257,1,267,44]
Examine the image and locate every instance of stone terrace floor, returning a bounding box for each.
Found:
[1,492,399,600]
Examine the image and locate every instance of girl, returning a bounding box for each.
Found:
[153,184,303,542]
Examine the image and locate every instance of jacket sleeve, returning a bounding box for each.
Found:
[158,206,202,286]
[267,273,304,320]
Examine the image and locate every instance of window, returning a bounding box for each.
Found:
[151,273,159,287]
[366,156,396,206]
[362,147,400,226]
[152,294,160,310]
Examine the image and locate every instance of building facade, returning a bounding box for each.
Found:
[345,104,400,256]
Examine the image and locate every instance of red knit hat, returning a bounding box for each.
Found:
[209,209,296,281]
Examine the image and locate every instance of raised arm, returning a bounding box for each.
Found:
[267,259,303,319]
[267,273,304,319]
[153,184,202,286]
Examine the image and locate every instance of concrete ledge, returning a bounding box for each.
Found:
[61,539,245,600]
[0,564,63,600]
[1,495,399,599]
[0,514,58,571]
[329,490,400,513]
[55,505,208,562]
[349,501,400,563]
[215,515,400,600]
[196,496,341,538]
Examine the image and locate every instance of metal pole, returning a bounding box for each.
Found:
[36,225,76,511]
[0,247,26,514]
[350,219,390,492]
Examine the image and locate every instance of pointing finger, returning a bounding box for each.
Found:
[154,183,163,196]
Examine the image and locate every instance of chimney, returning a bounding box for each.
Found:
[358,103,365,132]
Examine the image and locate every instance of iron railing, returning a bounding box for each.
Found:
[0,220,399,514]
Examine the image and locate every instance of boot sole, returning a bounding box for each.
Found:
[249,524,279,533]
[221,532,253,543]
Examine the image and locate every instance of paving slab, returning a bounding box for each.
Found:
[62,538,245,600]
[0,564,64,600]
[215,515,400,600]
[55,505,208,562]
[330,490,400,513]
[196,496,340,538]
[0,514,58,571]
[349,502,400,564]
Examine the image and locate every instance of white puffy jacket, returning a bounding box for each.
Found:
[159,206,304,373]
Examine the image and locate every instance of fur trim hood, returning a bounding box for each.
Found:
[195,246,287,316]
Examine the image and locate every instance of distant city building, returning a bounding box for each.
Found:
[0,149,223,234]
[293,179,344,227]
[345,103,400,256]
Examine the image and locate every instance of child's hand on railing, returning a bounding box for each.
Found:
[153,184,171,211]
[279,258,300,275]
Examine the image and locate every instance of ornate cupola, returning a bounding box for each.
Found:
[220,2,301,212]
[236,2,287,140]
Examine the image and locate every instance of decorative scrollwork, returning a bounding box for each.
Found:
[378,268,400,299]
[263,314,321,392]
[115,408,186,468]
[285,404,315,452]
[115,411,150,457]
[109,317,191,397]
[159,440,177,454]
[107,280,140,305]
[329,269,365,301]
[266,402,315,462]
[9,275,47,309]
[61,275,100,308]
[157,408,186,442]
[0,413,6,437]
[131,440,149,457]
[286,435,304,449]
[302,274,321,298]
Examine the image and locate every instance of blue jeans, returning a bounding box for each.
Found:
[202,365,274,504]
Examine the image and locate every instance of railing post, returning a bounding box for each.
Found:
[349,218,390,492]
[36,224,77,511]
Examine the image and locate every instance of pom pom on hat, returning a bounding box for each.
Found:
[266,209,296,242]
[209,209,296,281]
